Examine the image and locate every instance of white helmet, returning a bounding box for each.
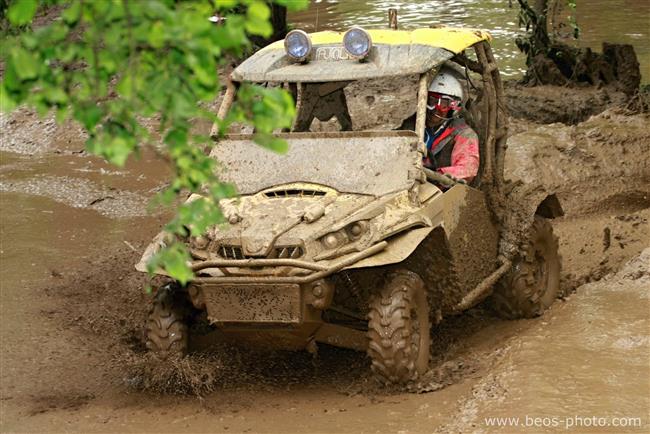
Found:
[428,66,466,103]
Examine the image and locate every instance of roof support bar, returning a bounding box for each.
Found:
[415,68,437,154]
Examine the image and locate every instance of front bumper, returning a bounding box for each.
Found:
[190,241,387,284]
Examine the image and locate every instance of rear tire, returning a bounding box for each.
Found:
[367,270,431,385]
[491,216,561,319]
[145,283,190,359]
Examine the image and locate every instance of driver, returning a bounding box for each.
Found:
[423,67,479,184]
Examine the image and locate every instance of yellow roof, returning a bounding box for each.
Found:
[262,27,492,55]
[234,27,492,83]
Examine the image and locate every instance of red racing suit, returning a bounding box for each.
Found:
[423,118,480,183]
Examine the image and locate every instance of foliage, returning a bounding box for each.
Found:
[1,0,307,284]
[513,0,580,66]
[566,0,579,40]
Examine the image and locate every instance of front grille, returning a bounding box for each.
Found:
[218,245,246,260]
[263,189,326,198]
[217,244,304,260]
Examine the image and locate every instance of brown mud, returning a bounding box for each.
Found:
[1,84,649,432]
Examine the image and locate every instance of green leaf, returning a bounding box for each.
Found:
[165,127,188,152]
[0,85,17,112]
[98,51,117,74]
[89,0,110,15]
[142,0,171,19]
[2,61,20,92]
[247,1,270,22]
[170,91,195,119]
[178,198,223,236]
[21,33,38,49]
[275,0,309,11]
[148,21,166,48]
[245,1,272,37]
[44,87,68,105]
[147,242,193,285]
[209,182,236,199]
[34,98,49,116]
[116,74,134,99]
[213,0,237,9]
[7,0,37,26]
[10,48,39,81]
[105,135,133,167]
[254,133,288,154]
[74,105,103,131]
[62,1,82,25]
[187,53,217,87]
[55,106,68,123]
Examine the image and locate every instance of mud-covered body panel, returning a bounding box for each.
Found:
[212,131,420,196]
[438,186,500,293]
[397,185,499,312]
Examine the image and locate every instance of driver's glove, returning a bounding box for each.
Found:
[444,173,467,185]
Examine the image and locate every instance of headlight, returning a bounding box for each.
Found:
[320,221,369,250]
[346,221,369,239]
[284,29,312,62]
[321,231,347,250]
[343,27,372,60]
[191,235,209,249]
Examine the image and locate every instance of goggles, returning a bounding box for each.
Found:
[427,92,460,112]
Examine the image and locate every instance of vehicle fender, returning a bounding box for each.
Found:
[135,194,204,274]
[343,226,434,270]
[135,230,167,273]
[497,185,564,261]
[535,193,564,218]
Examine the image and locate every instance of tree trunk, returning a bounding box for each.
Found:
[533,0,548,15]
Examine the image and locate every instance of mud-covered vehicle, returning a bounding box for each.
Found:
[137,26,563,385]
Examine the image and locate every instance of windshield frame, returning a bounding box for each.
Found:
[210,130,421,196]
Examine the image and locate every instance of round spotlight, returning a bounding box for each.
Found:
[322,232,342,250]
[284,29,312,62]
[343,27,372,59]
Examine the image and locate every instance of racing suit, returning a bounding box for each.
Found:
[423,118,479,183]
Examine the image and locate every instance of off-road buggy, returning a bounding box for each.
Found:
[137,25,563,385]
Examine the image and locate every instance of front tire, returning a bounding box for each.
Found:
[367,270,431,385]
[145,284,190,359]
[491,216,561,319]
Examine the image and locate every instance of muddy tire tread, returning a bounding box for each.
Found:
[367,272,430,385]
[492,216,561,319]
[145,285,189,358]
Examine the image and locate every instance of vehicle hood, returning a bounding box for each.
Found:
[136,183,435,273]
[211,186,377,257]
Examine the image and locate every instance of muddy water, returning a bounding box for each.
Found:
[289,0,650,82]
[441,250,650,433]
[0,193,144,289]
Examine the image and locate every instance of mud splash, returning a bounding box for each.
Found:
[495,109,650,265]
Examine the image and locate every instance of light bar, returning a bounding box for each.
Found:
[284,29,312,63]
[343,27,372,60]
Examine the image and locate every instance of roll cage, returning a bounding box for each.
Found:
[213,33,507,199]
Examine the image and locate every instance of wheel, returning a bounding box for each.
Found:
[491,216,561,319]
[145,283,190,359]
[367,270,431,385]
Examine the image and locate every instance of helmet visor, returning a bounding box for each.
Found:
[426,92,457,112]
